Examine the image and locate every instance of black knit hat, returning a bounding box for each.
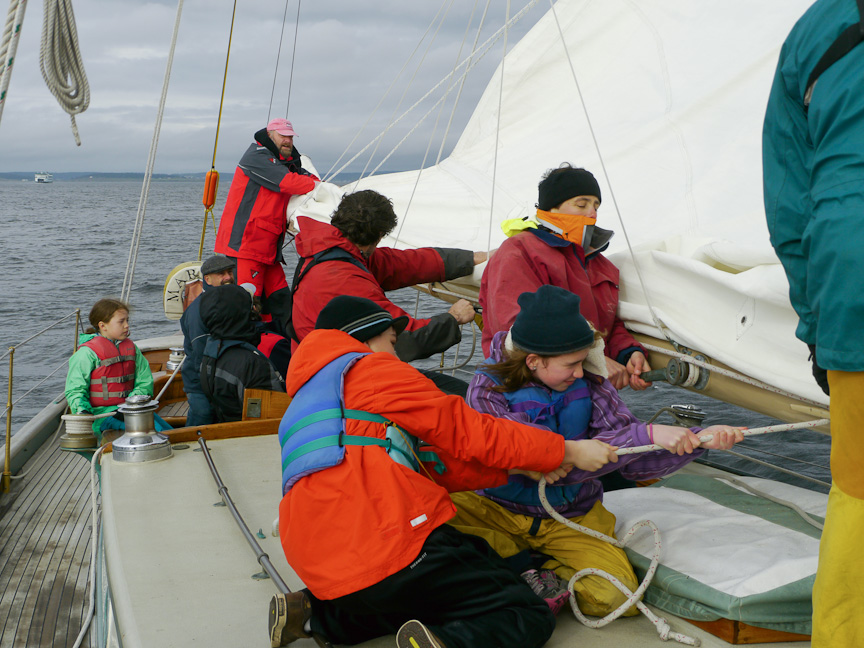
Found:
[200,254,236,276]
[537,167,601,211]
[511,285,594,354]
[315,295,409,342]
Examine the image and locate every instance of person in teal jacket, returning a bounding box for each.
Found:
[64,299,164,437]
[762,1,864,645]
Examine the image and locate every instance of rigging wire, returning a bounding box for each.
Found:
[328,0,540,184]
[355,0,453,185]
[323,8,446,183]
[267,0,292,124]
[436,0,490,165]
[39,0,90,145]
[197,0,238,261]
[0,0,29,128]
[121,0,185,303]
[284,0,301,115]
[546,0,680,351]
[486,0,510,254]
[392,0,464,247]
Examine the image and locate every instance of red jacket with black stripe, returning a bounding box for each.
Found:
[215,131,318,264]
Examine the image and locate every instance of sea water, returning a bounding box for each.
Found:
[0,178,830,491]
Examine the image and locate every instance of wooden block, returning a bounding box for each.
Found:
[242,389,292,420]
[686,618,810,644]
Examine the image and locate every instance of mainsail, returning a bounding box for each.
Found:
[291,0,825,407]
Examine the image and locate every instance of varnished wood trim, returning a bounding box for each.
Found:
[686,618,810,644]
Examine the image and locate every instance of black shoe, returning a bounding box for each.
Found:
[395,620,447,648]
[268,591,312,647]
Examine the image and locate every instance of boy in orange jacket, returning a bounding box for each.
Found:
[270,295,618,648]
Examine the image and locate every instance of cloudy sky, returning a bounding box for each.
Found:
[0,0,547,175]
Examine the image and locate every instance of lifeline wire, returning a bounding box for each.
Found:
[71,445,106,648]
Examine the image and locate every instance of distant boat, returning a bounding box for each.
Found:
[34,172,53,183]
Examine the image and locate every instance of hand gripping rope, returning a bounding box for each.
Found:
[536,417,829,645]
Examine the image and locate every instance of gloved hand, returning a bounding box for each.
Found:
[808,344,830,396]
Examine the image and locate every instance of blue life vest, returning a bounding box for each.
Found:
[478,364,592,509]
[279,351,443,495]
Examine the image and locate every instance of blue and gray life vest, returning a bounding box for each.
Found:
[479,364,592,509]
[279,351,443,495]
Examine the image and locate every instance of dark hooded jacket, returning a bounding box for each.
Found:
[180,281,213,398]
[199,284,284,422]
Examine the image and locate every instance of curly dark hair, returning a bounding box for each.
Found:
[330,190,398,246]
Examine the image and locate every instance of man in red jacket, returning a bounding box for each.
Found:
[479,164,651,391]
[269,295,618,648]
[291,190,483,394]
[215,119,319,332]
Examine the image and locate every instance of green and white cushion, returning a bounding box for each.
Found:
[604,474,826,635]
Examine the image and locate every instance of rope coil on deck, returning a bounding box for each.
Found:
[538,479,700,646]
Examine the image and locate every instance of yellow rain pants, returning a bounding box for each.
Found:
[449,491,639,618]
[812,371,864,647]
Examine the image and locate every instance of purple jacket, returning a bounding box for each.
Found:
[466,330,705,518]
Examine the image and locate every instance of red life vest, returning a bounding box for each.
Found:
[82,336,137,407]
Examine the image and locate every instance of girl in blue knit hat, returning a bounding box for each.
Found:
[451,285,744,618]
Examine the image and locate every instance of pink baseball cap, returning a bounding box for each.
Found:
[267,118,297,137]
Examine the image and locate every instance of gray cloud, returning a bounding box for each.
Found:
[0,0,545,174]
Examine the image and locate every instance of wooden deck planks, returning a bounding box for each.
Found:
[0,429,96,648]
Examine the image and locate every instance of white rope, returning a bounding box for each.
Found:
[538,480,700,646]
[0,0,29,127]
[640,342,827,408]
[71,444,106,648]
[120,0,185,303]
[616,419,830,456]
[39,0,89,145]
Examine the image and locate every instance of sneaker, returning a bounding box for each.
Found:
[521,568,570,615]
[268,591,312,647]
[396,619,447,648]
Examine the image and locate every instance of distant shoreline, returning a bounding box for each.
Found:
[0,171,373,183]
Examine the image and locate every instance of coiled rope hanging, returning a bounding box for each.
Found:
[39,0,89,145]
[0,0,29,128]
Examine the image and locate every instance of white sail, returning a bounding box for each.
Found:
[293,0,825,406]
